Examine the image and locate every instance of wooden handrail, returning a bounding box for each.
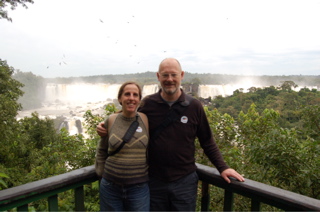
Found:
[0,165,98,211]
[196,163,320,211]
[1,164,320,211]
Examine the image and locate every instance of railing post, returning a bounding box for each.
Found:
[223,190,234,211]
[75,186,85,211]
[17,204,28,211]
[251,199,261,211]
[48,194,58,211]
[201,181,210,211]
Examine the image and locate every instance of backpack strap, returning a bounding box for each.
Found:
[107,113,118,134]
[138,112,149,134]
[151,94,193,140]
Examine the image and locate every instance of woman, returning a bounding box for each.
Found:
[95,81,149,211]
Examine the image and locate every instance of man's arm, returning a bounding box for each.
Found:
[193,100,245,183]
[97,122,108,137]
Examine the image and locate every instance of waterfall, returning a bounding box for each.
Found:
[45,83,122,105]
[58,117,84,135]
[198,84,256,98]
[43,83,159,136]
[45,83,160,105]
[198,84,320,98]
[23,83,319,137]
[142,84,159,97]
[42,83,320,110]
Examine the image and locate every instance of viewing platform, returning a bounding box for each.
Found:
[1,163,320,211]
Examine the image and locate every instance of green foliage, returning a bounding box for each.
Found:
[2,113,64,186]
[82,103,117,165]
[0,0,34,22]
[2,59,319,210]
[278,80,298,91]
[0,63,116,209]
[204,107,243,168]
[211,81,320,129]
[197,103,320,210]
[0,59,24,143]
[300,105,320,140]
[13,71,46,110]
[0,172,9,190]
[237,105,320,199]
[0,112,100,209]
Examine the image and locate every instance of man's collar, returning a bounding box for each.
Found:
[158,88,185,103]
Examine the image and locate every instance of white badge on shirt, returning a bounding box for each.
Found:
[136,126,142,132]
[181,116,188,123]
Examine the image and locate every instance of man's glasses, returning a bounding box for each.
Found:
[160,73,179,79]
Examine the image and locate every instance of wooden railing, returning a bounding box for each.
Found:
[196,163,320,211]
[0,166,98,211]
[1,164,320,211]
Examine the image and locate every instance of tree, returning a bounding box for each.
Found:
[300,105,320,140]
[13,71,46,110]
[0,0,34,22]
[279,80,298,91]
[0,59,24,144]
[248,86,258,93]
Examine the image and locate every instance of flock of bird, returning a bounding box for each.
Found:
[46,14,168,71]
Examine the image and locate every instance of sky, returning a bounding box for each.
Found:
[1,0,320,78]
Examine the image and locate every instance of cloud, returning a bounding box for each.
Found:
[1,0,320,77]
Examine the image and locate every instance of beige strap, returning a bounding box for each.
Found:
[138,112,148,133]
[107,113,118,135]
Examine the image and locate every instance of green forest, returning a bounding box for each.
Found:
[1,58,320,211]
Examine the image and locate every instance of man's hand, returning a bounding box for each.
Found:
[97,122,108,137]
[221,168,245,183]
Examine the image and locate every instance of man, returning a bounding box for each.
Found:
[97,58,244,211]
